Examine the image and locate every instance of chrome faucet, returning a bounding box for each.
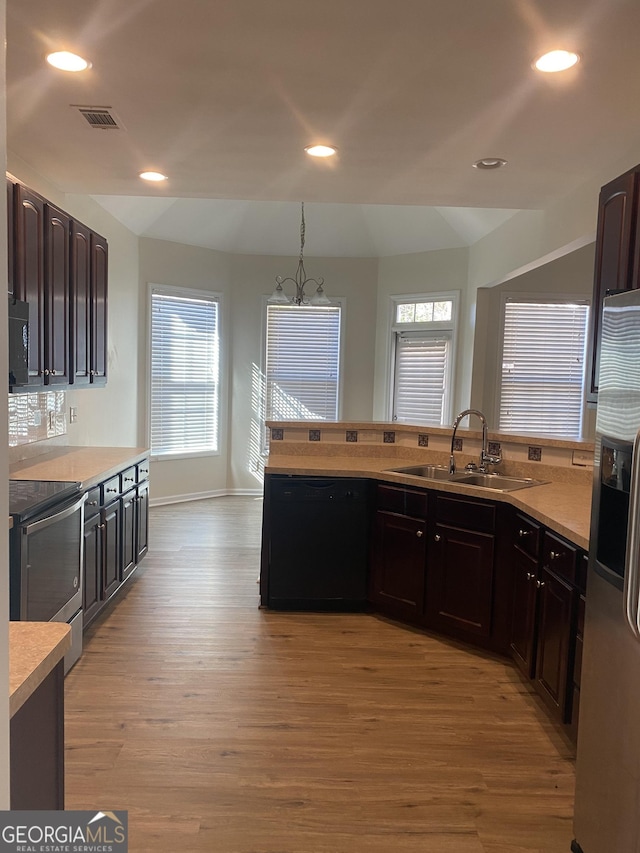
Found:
[449,409,502,474]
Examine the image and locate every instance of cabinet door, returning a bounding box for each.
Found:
[83,513,103,626]
[90,232,108,384]
[427,523,495,639]
[70,221,91,385]
[102,502,121,599]
[135,481,150,563]
[534,567,576,722]
[370,510,426,622]
[121,490,137,581]
[44,204,70,385]
[14,184,45,384]
[510,549,538,678]
[587,168,640,402]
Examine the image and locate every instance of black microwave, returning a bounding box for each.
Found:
[8,296,29,389]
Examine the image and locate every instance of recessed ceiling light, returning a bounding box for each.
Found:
[46,51,91,72]
[139,171,168,182]
[304,145,338,158]
[534,50,580,73]
[473,158,507,170]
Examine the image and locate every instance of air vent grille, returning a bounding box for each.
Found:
[74,106,122,130]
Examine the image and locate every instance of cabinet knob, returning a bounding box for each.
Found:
[51,369,56,375]
[44,369,49,376]
[90,370,95,376]
[416,530,423,538]
[434,534,441,542]
[87,500,98,506]
[106,487,117,493]
[526,572,534,581]
[536,580,545,589]
[124,477,134,482]
[549,550,558,560]
[518,529,531,538]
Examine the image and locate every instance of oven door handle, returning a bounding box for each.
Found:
[22,493,86,536]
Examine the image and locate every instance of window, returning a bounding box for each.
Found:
[150,286,220,457]
[390,294,458,426]
[498,298,589,438]
[265,304,342,423]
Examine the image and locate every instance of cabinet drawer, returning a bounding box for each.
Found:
[136,458,150,483]
[435,494,495,533]
[121,467,136,493]
[514,513,540,559]
[84,486,101,518]
[102,476,121,504]
[376,484,427,519]
[542,530,577,584]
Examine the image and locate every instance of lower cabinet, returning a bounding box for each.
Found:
[508,511,585,732]
[83,458,150,629]
[426,494,496,641]
[370,485,427,623]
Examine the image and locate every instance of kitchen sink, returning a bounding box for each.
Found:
[386,464,452,480]
[450,472,548,492]
[385,465,547,492]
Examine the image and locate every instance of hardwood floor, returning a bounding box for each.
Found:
[64,496,576,853]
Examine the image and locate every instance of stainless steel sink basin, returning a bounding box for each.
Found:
[451,472,548,492]
[385,465,547,492]
[386,464,452,480]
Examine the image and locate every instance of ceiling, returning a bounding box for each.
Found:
[7,0,640,257]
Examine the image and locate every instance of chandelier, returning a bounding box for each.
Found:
[268,202,330,306]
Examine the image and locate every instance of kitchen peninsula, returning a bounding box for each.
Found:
[261,420,593,740]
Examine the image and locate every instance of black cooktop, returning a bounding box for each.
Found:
[9,480,82,523]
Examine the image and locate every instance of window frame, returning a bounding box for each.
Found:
[386,291,459,426]
[261,296,346,449]
[147,283,223,462]
[495,291,590,439]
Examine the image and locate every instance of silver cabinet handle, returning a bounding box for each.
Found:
[518,529,531,538]
[526,572,534,580]
[536,580,545,589]
[549,550,558,560]
[87,500,98,506]
[416,530,423,538]
[44,369,49,376]
[434,534,441,542]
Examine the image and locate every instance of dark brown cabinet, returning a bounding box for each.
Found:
[426,494,497,642]
[509,514,541,678]
[82,458,150,629]
[371,484,427,623]
[534,565,576,721]
[586,166,640,403]
[8,175,108,391]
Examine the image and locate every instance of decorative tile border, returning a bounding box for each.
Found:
[271,427,284,441]
[383,431,396,444]
[528,446,543,462]
[487,441,501,457]
[453,438,463,452]
[309,429,321,442]
[418,434,429,447]
[346,430,358,443]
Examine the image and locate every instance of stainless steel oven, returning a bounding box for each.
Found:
[9,481,86,673]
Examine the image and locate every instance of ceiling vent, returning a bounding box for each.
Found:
[73,105,123,130]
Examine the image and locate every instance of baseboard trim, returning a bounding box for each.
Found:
[150,489,262,507]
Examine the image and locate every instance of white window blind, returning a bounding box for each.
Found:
[266,305,341,421]
[150,290,220,456]
[393,332,451,425]
[498,300,589,438]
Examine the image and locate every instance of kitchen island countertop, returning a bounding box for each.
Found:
[9,622,71,717]
[266,454,592,550]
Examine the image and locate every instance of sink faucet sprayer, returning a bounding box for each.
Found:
[449,409,502,475]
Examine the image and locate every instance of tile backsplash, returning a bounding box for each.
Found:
[8,391,67,447]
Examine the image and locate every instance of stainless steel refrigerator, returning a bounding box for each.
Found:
[573,289,640,852]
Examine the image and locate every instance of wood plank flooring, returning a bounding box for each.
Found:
[64,496,576,853]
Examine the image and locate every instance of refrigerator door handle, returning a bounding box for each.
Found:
[624,428,640,639]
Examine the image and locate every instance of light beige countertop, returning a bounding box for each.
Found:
[9,622,71,717]
[10,446,149,490]
[265,454,592,551]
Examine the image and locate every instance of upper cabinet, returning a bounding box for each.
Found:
[586,166,640,403]
[7,176,108,391]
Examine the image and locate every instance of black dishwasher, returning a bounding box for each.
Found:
[266,476,370,610]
